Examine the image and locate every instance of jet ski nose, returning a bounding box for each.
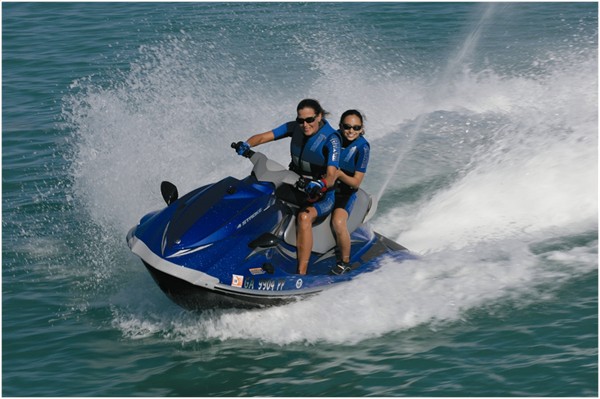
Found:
[126,226,137,248]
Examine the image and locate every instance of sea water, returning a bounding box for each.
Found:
[3,2,597,396]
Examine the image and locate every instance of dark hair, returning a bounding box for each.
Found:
[339,109,366,131]
[297,98,329,117]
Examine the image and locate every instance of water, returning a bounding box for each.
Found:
[3,2,597,396]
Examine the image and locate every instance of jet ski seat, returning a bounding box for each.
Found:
[282,188,374,254]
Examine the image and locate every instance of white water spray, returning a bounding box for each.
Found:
[376,3,497,201]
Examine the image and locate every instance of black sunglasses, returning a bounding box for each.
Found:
[342,123,362,131]
[296,115,318,125]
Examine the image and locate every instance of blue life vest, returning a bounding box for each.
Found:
[272,120,341,179]
[337,134,370,194]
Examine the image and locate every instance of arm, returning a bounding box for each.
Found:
[336,169,365,190]
[246,131,275,148]
[237,123,288,156]
[323,165,339,189]
[322,132,341,188]
[338,140,369,189]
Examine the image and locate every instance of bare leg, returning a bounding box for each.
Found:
[296,207,317,275]
[332,208,350,263]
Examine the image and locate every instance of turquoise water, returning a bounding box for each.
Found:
[3,2,598,396]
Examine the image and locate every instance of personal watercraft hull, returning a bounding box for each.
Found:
[143,261,307,309]
[128,222,412,310]
[127,148,416,311]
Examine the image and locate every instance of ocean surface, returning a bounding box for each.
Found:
[2,2,598,396]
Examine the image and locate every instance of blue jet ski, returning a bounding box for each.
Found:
[126,143,416,311]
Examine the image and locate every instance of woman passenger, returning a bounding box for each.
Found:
[330,109,370,275]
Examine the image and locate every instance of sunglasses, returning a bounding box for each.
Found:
[296,115,318,125]
[342,123,363,131]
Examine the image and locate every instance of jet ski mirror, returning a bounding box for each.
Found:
[248,232,280,249]
[161,181,179,205]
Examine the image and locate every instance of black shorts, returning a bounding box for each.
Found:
[334,192,357,213]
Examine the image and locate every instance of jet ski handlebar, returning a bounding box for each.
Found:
[231,142,301,189]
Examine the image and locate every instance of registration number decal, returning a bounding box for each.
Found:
[257,278,286,291]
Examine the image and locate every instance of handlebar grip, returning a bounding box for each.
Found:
[231,142,255,158]
[295,176,309,189]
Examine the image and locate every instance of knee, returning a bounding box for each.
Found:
[297,210,313,228]
[331,217,345,233]
[331,212,348,232]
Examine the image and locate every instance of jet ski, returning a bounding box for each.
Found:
[126,143,416,311]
